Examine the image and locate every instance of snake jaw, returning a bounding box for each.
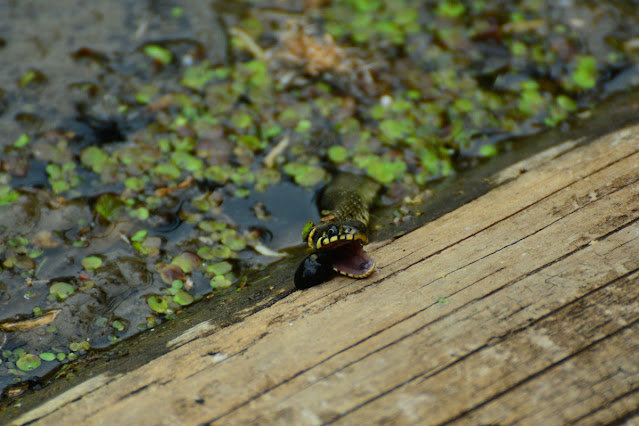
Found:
[330,241,375,278]
[303,219,374,281]
[315,231,368,250]
[307,219,368,250]
[296,174,379,289]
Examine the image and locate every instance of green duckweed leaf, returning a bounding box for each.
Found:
[49,282,75,300]
[173,290,195,306]
[210,275,233,289]
[13,134,30,148]
[81,147,110,173]
[96,194,124,221]
[571,55,598,90]
[328,146,349,164]
[0,186,19,207]
[181,62,216,90]
[283,163,327,187]
[112,320,125,331]
[171,252,201,273]
[143,45,173,65]
[206,261,233,276]
[147,295,168,314]
[131,230,148,242]
[81,256,102,270]
[16,354,41,371]
[39,352,56,362]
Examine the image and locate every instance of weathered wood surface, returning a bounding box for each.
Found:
[13,125,639,425]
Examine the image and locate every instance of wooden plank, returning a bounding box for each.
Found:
[12,124,639,425]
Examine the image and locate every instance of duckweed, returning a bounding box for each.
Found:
[571,55,599,90]
[283,163,327,187]
[13,134,30,148]
[49,282,75,300]
[171,252,201,274]
[143,45,173,65]
[96,194,124,222]
[173,290,195,306]
[206,261,233,276]
[112,320,126,331]
[210,275,233,289]
[147,295,169,314]
[39,352,56,362]
[16,354,41,372]
[81,256,102,270]
[0,185,19,206]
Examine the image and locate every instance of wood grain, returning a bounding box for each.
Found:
[13,125,639,425]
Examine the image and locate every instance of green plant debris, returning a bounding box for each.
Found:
[82,256,102,270]
[154,163,182,180]
[13,134,30,148]
[171,6,183,18]
[39,352,56,362]
[182,64,213,90]
[436,1,466,18]
[570,55,599,90]
[171,151,203,172]
[0,185,19,206]
[210,274,234,289]
[69,341,90,352]
[301,221,314,241]
[206,261,233,276]
[143,45,173,65]
[221,230,247,251]
[479,145,498,158]
[171,252,201,274]
[283,163,327,187]
[147,295,168,314]
[133,236,162,257]
[157,263,186,284]
[173,290,195,306]
[16,354,41,372]
[96,194,124,221]
[49,282,75,300]
[125,176,148,191]
[112,320,125,331]
[46,162,81,194]
[131,230,149,242]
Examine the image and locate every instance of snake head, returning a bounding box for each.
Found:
[306,219,368,250]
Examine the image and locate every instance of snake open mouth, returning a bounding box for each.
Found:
[329,240,375,278]
[295,173,380,290]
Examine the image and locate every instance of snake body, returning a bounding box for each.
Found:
[295,173,380,290]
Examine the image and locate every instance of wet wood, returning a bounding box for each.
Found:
[13,124,639,425]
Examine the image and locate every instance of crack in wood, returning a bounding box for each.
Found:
[440,318,639,425]
[571,385,639,423]
[383,149,639,270]
[326,270,639,424]
[209,250,639,424]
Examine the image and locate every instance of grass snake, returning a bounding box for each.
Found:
[294,173,380,290]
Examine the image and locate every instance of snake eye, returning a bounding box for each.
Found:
[326,225,338,238]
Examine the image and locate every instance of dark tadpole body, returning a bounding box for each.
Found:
[294,251,336,290]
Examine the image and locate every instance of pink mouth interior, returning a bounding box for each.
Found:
[331,241,375,277]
